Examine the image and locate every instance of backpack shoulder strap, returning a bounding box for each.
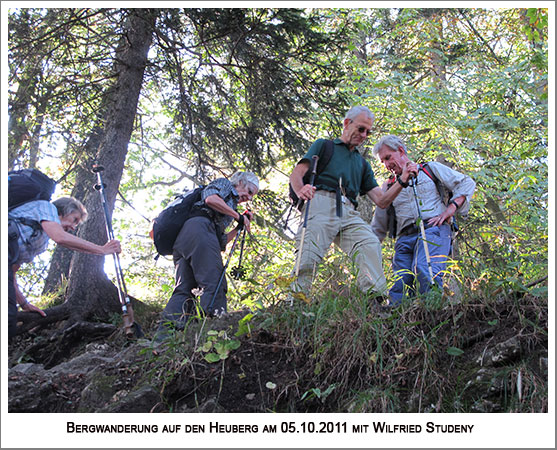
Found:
[420,162,438,183]
[420,162,450,205]
[315,139,334,176]
[386,175,396,188]
[8,216,43,241]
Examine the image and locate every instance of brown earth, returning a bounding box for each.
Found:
[7,294,549,414]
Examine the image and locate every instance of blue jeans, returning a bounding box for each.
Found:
[389,224,452,305]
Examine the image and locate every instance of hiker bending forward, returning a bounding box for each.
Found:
[289,106,417,301]
[158,172,259,329]
[8,197,121,339]
[371,135,476,305]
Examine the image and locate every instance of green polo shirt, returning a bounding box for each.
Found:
[300,138,378,207]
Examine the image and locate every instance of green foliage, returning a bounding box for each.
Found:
[8,8,122,170]
[523,8,548,43]
[139,326,194,393]
[254,269,547,412]
[196,329,241,363]
[8,11,547,412]
[235,313,255,337]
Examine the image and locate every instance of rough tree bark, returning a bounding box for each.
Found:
[18,9,158,334]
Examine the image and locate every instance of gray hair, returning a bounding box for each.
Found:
[230,171,259,191]
[52,197,88,222]
[344,106,375,122]
[372,135,407,158]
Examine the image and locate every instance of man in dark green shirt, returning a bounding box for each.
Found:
[289,106,417,302]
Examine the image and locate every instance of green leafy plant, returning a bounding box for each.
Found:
[301,384,337,403]
[235,313,255,337]
[447,347,465,357]
[197,330,241,363]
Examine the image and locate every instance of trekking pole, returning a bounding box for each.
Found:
[410,178,435,286]
[208,222,244,312]
[92,164,143,338]
[294,155,319,277]
[231,227,247,280]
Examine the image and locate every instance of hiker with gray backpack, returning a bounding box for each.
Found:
[288,106,418,304]
[371,135,476,306]
[152,171,259,343]
[7,168,121,339]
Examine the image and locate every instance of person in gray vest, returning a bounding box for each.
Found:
[8,197,121,339]
[155,171,259,341]
[289,106,418,303]
[371,135,476,305]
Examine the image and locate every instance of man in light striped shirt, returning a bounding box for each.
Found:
[372,135,476,305]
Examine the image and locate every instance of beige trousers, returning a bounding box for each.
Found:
[292,191,388,296]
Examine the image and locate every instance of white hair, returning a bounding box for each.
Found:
[372,135,407,158]
[53,197,88,222]
[230,171,259,190]
[344,106,375,122]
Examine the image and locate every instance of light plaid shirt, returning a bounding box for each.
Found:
[8,200,60,264]
[194,178,239,232]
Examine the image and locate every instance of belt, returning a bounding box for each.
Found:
[315,189,355,208]
[398,221,435,237]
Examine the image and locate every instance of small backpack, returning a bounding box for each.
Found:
[8,169,58,240]
[150,186,204,256]
[385,162,454,239]
[8,168,57,211]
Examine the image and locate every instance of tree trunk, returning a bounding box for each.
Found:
[8,9,39,168]
[27,98,48,169]
[58,9,157,324]
[42,125,105,295]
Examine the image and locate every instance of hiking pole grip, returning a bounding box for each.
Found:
[302,155,319,228]
[92,165,115,240]
[295,155,319,277]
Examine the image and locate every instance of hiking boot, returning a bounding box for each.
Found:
[366,302,393,319]
[152,324,173,347]
[368,293,389,306]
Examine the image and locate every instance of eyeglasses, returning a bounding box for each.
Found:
[350,120,372,137]
[357,126,372,137]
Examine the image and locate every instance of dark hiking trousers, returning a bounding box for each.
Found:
[8,227,20,339]
[160,216,227,327]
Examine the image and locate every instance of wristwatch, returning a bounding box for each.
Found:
[396,175,409,188]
